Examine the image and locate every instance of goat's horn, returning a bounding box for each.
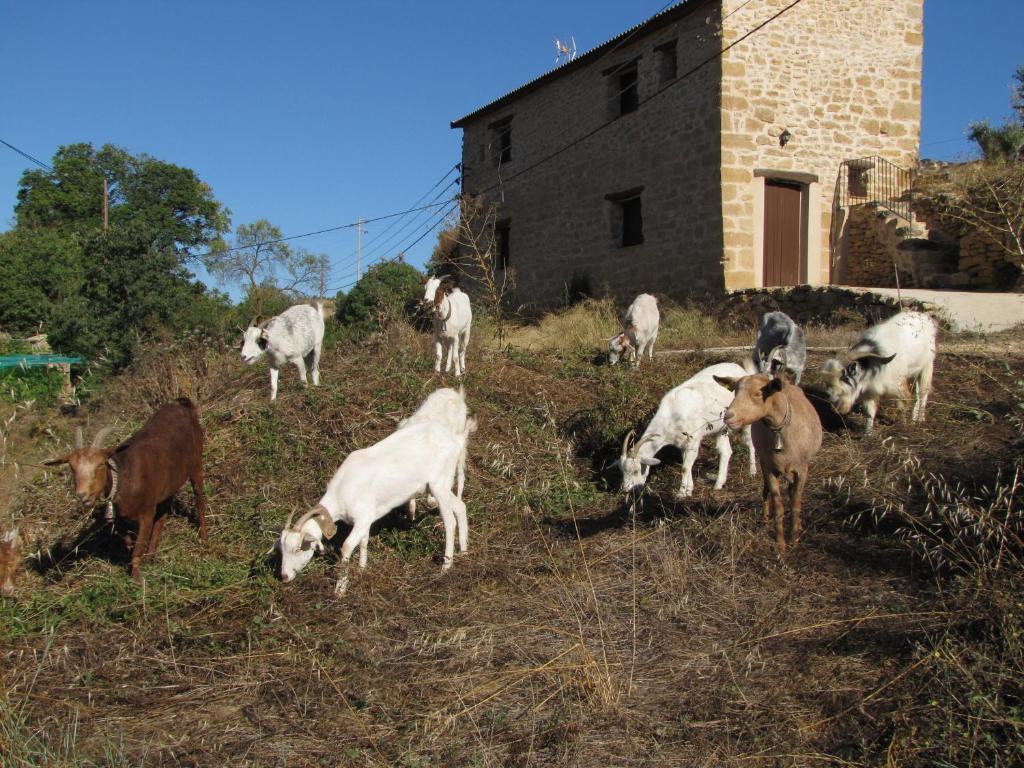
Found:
[292,504,336,538]
[441,300,452,322]
[91,426,114,449]
[74,427,83,449]
[621,429,635,456]
[283,507,299,531]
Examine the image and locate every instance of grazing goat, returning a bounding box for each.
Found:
[821,311,936,433]
[422,276,472,377]
[240,303,325,401]
[277,418,475,596]
[608,293,659,367]
[619,362,756,499]
[753,311,807,384]
[398,387,472,521]
[714,372,823,555]
[44,398,207,578]
[0,528,19,598]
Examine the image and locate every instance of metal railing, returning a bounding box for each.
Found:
[834,155,915,225]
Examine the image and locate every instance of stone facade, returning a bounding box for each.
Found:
[452,0,923,310]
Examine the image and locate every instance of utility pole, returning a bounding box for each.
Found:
[355,217,366,281]
[102,178,109,233]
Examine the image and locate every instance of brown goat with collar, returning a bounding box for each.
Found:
[714,373,822,555]
[44,398,207,578]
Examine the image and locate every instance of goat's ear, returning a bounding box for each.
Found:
[640,457,661,467]
[867,352,897,366]
[42,454,70,466]
[763,377,785,397]
[713,375,739,391]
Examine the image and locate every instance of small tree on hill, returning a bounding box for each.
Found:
[335,260,424,338]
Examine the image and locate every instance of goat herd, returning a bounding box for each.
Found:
[0,281,938,599]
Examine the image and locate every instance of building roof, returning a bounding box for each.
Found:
[450,0,706,128]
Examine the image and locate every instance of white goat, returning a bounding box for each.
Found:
[423,277,472,376]
[277,419,474,596]
[608,293,660,367]
[752,311,807,384]
[821,311,937,433]
[619,362,757,499]
[398,387,472,521]
[240,303,325,401]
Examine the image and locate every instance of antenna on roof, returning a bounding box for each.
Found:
[554,36,577,65]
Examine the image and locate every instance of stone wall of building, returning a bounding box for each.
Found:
[719,0,923,289]
[457,0,726,311]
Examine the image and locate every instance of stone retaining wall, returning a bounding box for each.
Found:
[716,285,930,329]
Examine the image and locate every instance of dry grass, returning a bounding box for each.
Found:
[0,308,1022,766]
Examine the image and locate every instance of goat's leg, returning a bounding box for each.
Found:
[452,496,469,554]
[450,335,462,377]
[131,513,155,578]
[676,442,699,499]
[712,432,733,490]
[862,397,878,434]
[760,470,773,526]
[147,512,169,558]
[913,360,934,422]
[430,487,458,570]
[766,474,787,555]
[294,358,308,386]
[334,523,370,597]
[269,367,280,402]
[789,468,807,546]
[433,336,443,373]
[309,346,321,387]
[459,327,470,374]
[191,459,208,543]
[743,425,757,476]
[443,339,455,375]
[407,498,417,522]
[358,534,368,569]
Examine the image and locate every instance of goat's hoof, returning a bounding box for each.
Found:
[674,491,693,501]
[441,559,453,573]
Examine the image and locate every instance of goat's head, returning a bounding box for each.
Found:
[43,426,116,510]
[714,373,785,430]
[607,326,636,366]
[755,344,788,377]
[617,430,661,493]
[277,505,336,583]
[0,528,20,598]
[240,315,270,365]
[820,350,896,414]
[422,276,454,319]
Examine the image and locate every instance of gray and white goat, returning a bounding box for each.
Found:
[277,417,476,596]
[821,310,937,433]
[240,303,325,401]
[423,276,472,377]
[398,387,472,521]
[752,311,807,384]
[619,362,756,499]
[608,293,659,367]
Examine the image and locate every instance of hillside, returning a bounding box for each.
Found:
[1,305,1022,767]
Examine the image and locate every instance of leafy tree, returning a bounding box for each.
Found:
[0,229,82,333]
[968,120,1024,163]
[203,219,330,312]
[1012,64,1024,123]
[335,261,424,338]
[14,143,229,257]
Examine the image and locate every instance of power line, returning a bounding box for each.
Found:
[477,0,806,196]
[193,199,453,260]
[0,138,53,172]
[328,202,456,294]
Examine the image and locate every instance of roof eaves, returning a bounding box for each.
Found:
[450,0,703,129]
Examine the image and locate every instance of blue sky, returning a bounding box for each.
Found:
[2,1,1021,298]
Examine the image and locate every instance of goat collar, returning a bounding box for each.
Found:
[762,395,792,452]
[102,456,120,522]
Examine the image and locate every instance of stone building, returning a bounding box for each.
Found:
[450,0,923,309]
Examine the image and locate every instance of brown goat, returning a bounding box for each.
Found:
[0,528,19,598]
[44,398,207,578]
[714,373,823,555]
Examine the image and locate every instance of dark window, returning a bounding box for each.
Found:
[656,41,677,84]
[621,197,643,247]
[606,187,645,248]
[619,66,639,114]
[490,117,512,166]
[495,220,510,270]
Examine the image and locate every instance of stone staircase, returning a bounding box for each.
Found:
[870,207,965,289]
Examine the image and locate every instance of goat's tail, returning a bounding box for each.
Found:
[316,301,325,320]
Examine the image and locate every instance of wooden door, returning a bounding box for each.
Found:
[763,181,802,286]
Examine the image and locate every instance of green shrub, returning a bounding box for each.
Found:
[335,261,424,338]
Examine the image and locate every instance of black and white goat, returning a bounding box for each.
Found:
[240,303,325,401]
[752,311,807,384]
[821,311,937,433]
